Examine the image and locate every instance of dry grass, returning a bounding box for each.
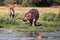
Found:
[15,7,60,13]
[0,6,59,16]
[0,6,60,16]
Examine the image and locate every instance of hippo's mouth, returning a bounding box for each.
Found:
[23,20,27,22]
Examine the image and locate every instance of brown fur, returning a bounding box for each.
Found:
[23,9,39,26]
[9,6,15,17]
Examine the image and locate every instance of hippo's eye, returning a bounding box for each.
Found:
[26,15,30,17]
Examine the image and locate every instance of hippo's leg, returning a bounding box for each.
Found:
[30,21,33,26]
[32,19,36,26]
[34,21,36,26]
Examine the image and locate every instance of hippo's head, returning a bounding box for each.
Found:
[23,13,33,22]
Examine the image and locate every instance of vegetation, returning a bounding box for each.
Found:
[0,11,60,32]
[0,0,60,7]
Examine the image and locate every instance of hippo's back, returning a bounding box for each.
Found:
[28,9,39,14]
[28,9,39,20]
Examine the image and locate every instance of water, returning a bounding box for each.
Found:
[40,32,60,40]
[0,29,60,40]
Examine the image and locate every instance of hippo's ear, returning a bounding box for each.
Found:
[28,13,33,17]
[26,13,31,17]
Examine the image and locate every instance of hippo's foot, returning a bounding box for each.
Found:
[32,24,35,26]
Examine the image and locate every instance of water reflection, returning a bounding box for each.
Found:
[27,32,48,40]
[0,30,60,40]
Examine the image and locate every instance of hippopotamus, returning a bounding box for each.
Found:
[23,9,39,26]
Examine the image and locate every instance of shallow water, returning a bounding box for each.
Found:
[40,32,60,40]
[0,30,60,40]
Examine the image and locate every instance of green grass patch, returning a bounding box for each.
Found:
[0,12,60,32]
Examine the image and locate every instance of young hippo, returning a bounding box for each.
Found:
[23,9,39,26]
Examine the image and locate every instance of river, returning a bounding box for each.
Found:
[0,28,60,40]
